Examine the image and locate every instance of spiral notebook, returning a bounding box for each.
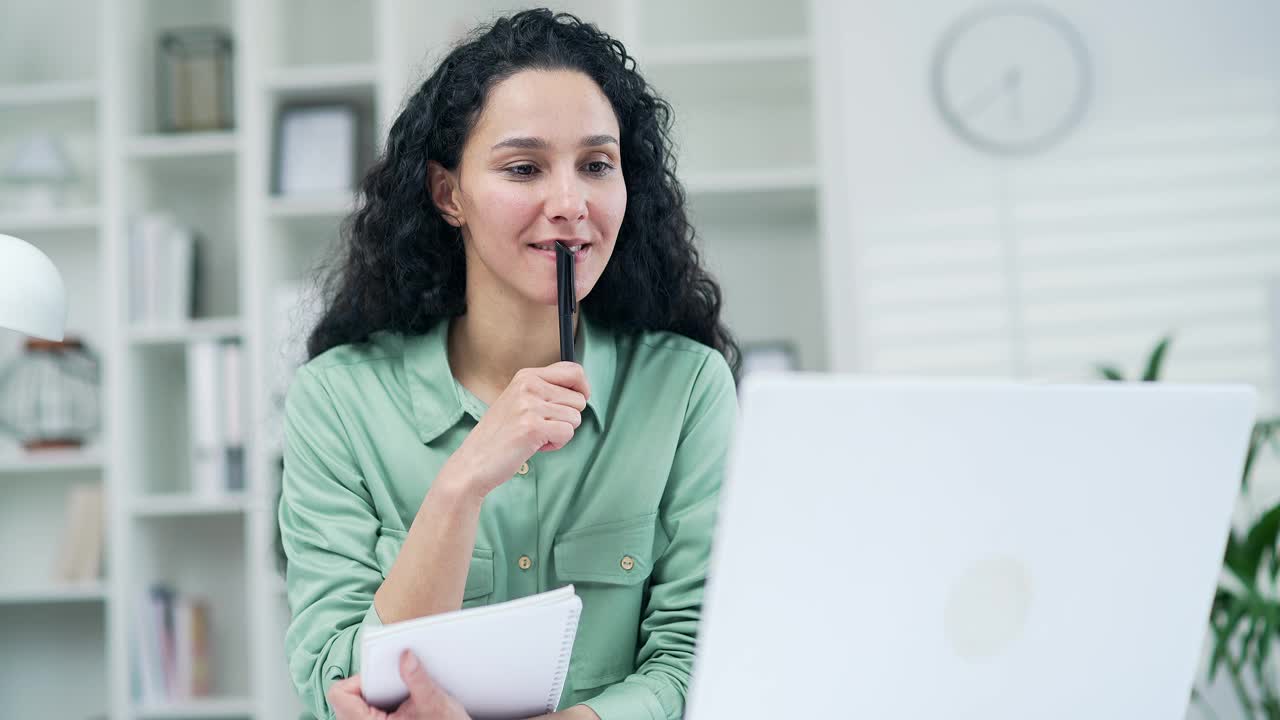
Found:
[360,584,583,717]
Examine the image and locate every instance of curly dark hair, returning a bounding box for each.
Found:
[305,7,740,378]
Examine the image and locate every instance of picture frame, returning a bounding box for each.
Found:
[272,101,361,196]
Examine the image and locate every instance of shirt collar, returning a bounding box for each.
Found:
[405,312,616,445]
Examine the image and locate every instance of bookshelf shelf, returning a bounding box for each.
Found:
[124,132,241,160]
[0,80,98,108]
[0,447,105,474]
[0,583,108,606]
[266,193,357,219]
[0,207,101,233]
[134,697,256,719]
[130,493,255,518]
[128,317,244,345]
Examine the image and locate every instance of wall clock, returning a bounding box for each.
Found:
[931,5,1092,155]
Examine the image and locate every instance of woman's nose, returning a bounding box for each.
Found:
[544,172,588,223]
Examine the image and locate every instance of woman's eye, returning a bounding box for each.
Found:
[504,161,613,178]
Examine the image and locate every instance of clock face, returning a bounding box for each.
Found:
[931,5,1091,156]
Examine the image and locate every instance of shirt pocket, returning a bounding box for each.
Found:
[552,513,659,689]
[374,527,495,604]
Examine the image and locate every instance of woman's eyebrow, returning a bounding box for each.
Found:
[491,134,619,151]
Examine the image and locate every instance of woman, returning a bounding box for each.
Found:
[279,8,740,720]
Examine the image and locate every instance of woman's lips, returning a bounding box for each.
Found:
[528,243,591,263]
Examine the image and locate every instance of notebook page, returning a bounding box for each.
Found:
[361,585,582,718]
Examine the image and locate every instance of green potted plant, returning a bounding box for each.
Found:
[1099,336,1280,719]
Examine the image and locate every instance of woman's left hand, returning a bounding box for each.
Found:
[329,650,472,720]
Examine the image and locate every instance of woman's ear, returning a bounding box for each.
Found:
[427,160,464,227]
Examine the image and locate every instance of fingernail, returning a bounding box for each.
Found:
[401,649,419,672]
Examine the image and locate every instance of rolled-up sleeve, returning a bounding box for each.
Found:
[279,364,385,719]
[579,350,738,720]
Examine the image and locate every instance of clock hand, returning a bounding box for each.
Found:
[959,67,1018,120]
[1007,67,1023,127]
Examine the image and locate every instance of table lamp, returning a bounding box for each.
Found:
[0,233,66,341]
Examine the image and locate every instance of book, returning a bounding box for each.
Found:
[75,483,104,580]
[188,339,246,496]
[151,585,177,699]
[175,596,193,698]
[133,589,164,704]
[220,341,245,492]
[361,584,582,718]
[53,484,89,582]
[53,483,104,583]
[132,585,213,702]
[174,595,212,698]
[129,213,197,325]
[187,340,225,497]
[190,598,213,696]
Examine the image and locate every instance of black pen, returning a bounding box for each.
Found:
[556,241,576,363]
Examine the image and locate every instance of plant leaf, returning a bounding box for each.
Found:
[1241,613,1264,670]
[1210,601,1250,681]
[1097,364,1125,382]
[1228,504,1280,585]
[1243,423,1267,492]
[1253,610,1277,678]
[1142,335,1173,382]
[1224,531,1250,585]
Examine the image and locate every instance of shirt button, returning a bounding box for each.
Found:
[518,555,533,570]
[518,462,530,475]
[620,556,635,571]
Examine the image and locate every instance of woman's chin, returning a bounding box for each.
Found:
[520,279,591,308]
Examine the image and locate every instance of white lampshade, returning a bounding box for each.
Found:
[0,233,66,341]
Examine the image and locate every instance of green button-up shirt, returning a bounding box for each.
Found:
[279,312,738,720]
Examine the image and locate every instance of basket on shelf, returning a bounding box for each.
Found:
[0,336,101,450]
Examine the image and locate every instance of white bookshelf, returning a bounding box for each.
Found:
[124,132,242,159]
[0,80,99,108]
[0,207,102,232]
[0,446,106,473]
[0,583,108,606]
[129,493,255,518]
[265,194,355,219]
[0,0,827,717]
[134,698,256,720]
[128,317,244,346]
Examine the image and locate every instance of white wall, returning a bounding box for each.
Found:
[817,0,1280,390]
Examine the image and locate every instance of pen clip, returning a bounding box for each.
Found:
[555,241,576,315]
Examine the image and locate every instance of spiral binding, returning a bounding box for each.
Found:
[545,604,583,711]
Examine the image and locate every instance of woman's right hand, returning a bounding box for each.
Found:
[441,361,589,500]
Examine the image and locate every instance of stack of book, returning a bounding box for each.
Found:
[129,213,198,326]
[132,585,213,703]
[53,482,104,583]
[188,339,244,496]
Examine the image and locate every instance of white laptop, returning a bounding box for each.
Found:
[686,374,1257,719]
